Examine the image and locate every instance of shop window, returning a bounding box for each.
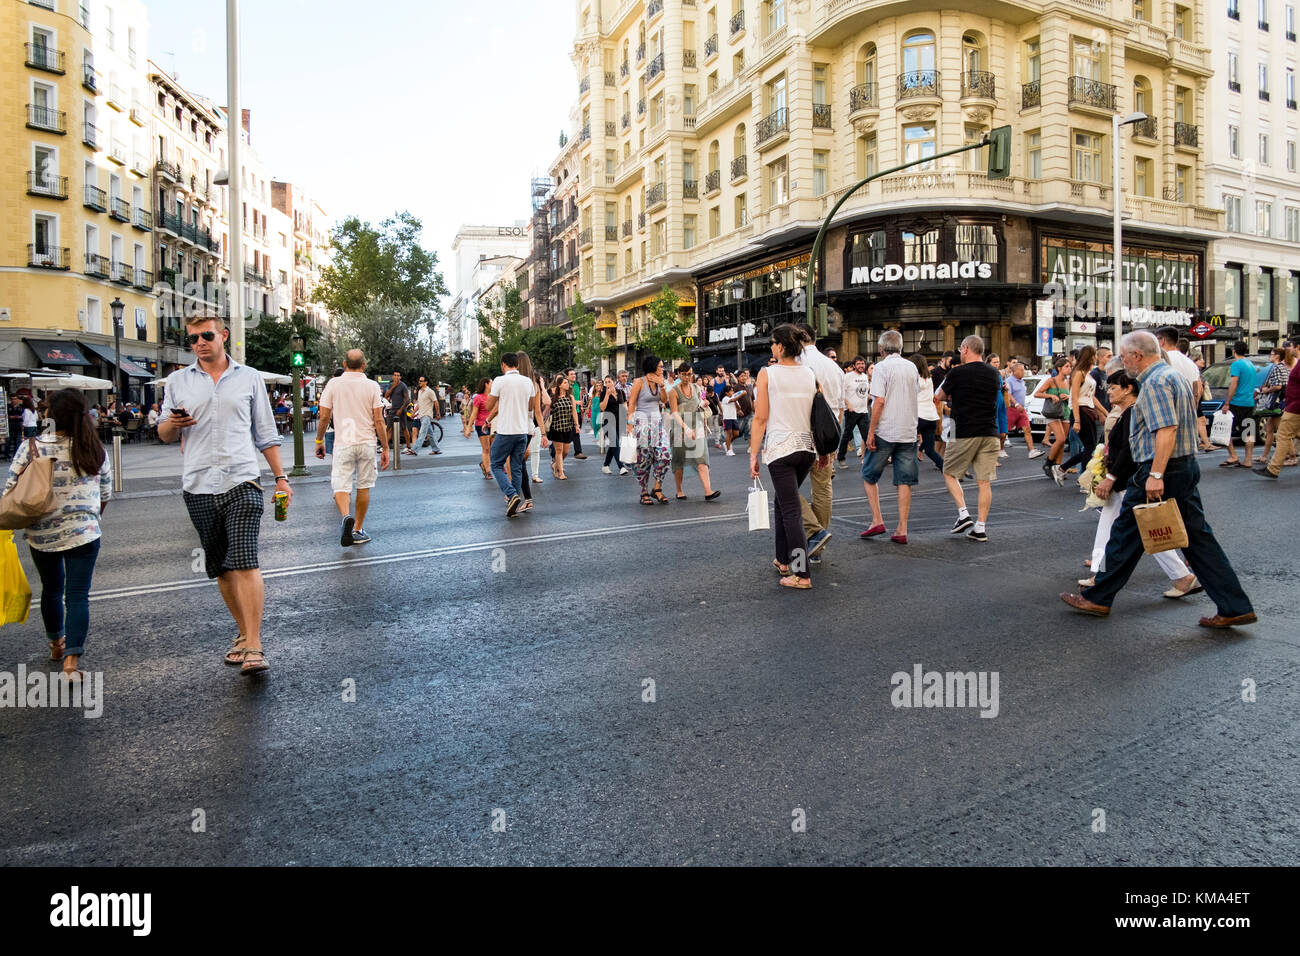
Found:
[901,227,939,264]
[1224,264,1243,319]
[849,229,887,271]
[954,224,998,265]
[1258,266,1275,322]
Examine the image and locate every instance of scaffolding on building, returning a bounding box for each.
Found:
[528,177,556,327]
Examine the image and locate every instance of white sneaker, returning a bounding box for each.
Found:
[618,467,629,475]
[998,450,1009,458]
[725,449,736,456]
[1028,448,1045,460]
[602,465,611,474]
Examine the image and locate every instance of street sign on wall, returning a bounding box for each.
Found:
[1036,326,1054,357]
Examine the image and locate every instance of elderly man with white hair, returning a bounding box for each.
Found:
[1061,331,1256,629]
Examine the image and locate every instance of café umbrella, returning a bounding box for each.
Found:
[9,371,116,391]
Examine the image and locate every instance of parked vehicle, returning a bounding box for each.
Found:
[1198,356,1270,430]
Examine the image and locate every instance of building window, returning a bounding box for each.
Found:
[1259,267,1274,322]
[1174,4,1190,37]
[1229,124,1240,157]
[902,31,936,78]
[1134,0,1147,21]
[1228,51,1240,91]
[1135,156,1153,196]
[1225,194,1243,232]
[684,214,697,249]
[813,63,828,106]
[1260,0,1270,28]
[1225,264,1243,318]
[858,132,878,177]
[765,0,785,35]
[964,124,988,170]
[1260,62,1269,98]
[1026,38,1041,83]
[605,254,617,281]
[901,226,939,264]
[955,224,998,264]
[1260,132,1270,164]
[1257,199,1273,236]
[1285,206,1300,240]
[768,155,788,205]
[903,123,937,169]
[1288,139,1297,171]
[1027,130,1042,178]
[849,229,887,270]
[1288,68,1296,105]
[1175,164,1190,202]
[734,192,748,228]
[709,205,720,238]
[1073,130,1102,182]
[1073,37,1103,81]
[813,150,828,196]
[1229,0,1240,18]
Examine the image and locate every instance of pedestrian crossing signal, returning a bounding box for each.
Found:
[987,125,1012,180]
[291,351,305,367]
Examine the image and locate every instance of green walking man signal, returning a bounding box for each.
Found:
[291,351,305,367]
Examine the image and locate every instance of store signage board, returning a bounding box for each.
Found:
[1189,322,1214,339]
[850,261,994,286]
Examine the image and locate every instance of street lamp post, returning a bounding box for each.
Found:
[565,327,575,369]
[109,296,125,492]
[289,334,308,478]
[1112,111,1148,344]
[620,310,632,373]
[730,278,746,374]
[225,0,244,362]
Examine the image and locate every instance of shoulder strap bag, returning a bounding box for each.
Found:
[810,387,841,457]
[0,439,57,531]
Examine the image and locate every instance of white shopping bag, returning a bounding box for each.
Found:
[941,416,955,444]
[747,478,770,532]
[1210,408,1233,447]
[619,433,637,463]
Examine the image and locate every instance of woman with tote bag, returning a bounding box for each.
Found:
[2,389,110,678]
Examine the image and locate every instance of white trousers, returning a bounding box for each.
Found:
[527,426,542,479]
[1091,493,1191,580]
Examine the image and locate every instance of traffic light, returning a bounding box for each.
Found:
[290,335,305,370]
[291,350,305,367]
[987,125,1012,180]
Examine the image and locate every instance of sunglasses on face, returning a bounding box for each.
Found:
[186,331,218,345]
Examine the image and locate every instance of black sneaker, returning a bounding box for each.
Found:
[951,515,974,534]
[967,528,988,543]
[340,514,355,547]
[1254,466,1278,479]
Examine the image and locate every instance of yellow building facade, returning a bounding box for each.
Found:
[572,0,1223,370]
[1,0,161,389]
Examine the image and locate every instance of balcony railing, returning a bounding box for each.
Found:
[108,84,126,109]
[27,245,69,270]
[579,76,591,94]
[637,212,646,230]
[85,253,108,278]
[133,208,152,231]
[156,159,182,182]
[580,123,591,142]
[850,82,878,111]
[684,49,696,68]
[579,227,593,247]
[1260,89,1271,102]
[961,71,995,99]
[645,52,664,83]
[812,103,832,129]
[26,104,66,133]
[29,0,56,10]
[1229,80,1241,93]
[755,108,788,145]
[1174,122,1199,147]
[620,60,629,78]
[729,10,745,35]
[1022,80,1041,109]
[622,219,632,238]
[1289,98,1298,109]
[605,70,616,87]
[605,121,616,136]
[83,122,99,149]
[638,97,646,115]
[84,184,107,212]
[636,42,646,62]
[1068,76,1117,110]
[683,179,698,199]
[110,261,134,285]
[647,0,664,20]
[110,197,131,221]
[647,182,667,208]
[621,111,630,129]
[899,71,941,99]
[27,171,68,199]
[705,34,718,58]
[1133,115,1158,139]
[109,140,127,165]
[704,169,721,193]
[130,104,146,126]
[730,155,747,181]
[244,266,270,285]
[133,268,153,290]
[132,153,149,176]
[82,61,97,91]
[605,225,619,241]
[25,43,65,74]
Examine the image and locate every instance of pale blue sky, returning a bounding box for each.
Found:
[146,0,577,302]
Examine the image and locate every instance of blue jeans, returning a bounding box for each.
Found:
[490,433,528,501]
[1083,456,1253,616]
[324,429,335,455]
[30,538,101,657]
[416,415,440,452]
[861,439,920,486]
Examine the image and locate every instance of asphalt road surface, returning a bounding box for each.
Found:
[1,430,1296,866]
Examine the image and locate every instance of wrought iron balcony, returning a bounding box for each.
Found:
[109,139,127,165]
[156,159,182,182]
[110,261,134,285]
[1260,89,1271,101]
[899,71,941,100]
[1022,80,1041,109]
[27,104,66,133]
[1174,122,1199,147]
[108,84,126,109]
[244,266,270,285]
[27,171,68,199]
[84,253,109,278]
[29,0,56,10]
[647,182,667,208]
[580,76,590,94]
[645,52,664,84]
[132,153,149,176]
[637,212,646,230]
[84,184,107,211]
[130,104,146,126]
[605,120,616,136]
[621,60,629,78]
[636,43,646,63]
[638,97,646,115]
[961,71,995,99]
[704,34,718,58]
[730,155,747,181]
[1260,19,1270,30]
[850,82,878,112]
[605,71,616,87]
[1229,80,1241,93]
[684,49,696,69]
[621,111,630,129]
[83,122,99,149]
[605,225,619,241]
[133,268,154,290]
[622,219,632,238]
[27,245,69,270]
[704,169,721,193]
[82,61,97,91]
[647,0,664,20]
[755,108,788,146]
[812,104,832,129]
[683,179,697,199]
[580,123,591,142]
[25,43,65,74]
[133,208,152,231]
[1132,115,1158,139]
[579,227,593,247]
[1289,98,1298,109]
[1068,76,1117,110]
[729,10,744,35]
[110,196,131,221]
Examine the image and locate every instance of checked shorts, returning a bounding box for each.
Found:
[183,481,266,579]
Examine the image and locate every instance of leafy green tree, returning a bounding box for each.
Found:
[638,286,693,363]
[244,312,325,374]
[316,212,448,317]
[568,295,607,375]
[335,300,442,378]
[520,325,569,378]
[444,350,477,389]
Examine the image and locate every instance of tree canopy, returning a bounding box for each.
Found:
[638,286,694,363]
[568,295,607,375]
[316,212,448,318]
[244,311,331,375]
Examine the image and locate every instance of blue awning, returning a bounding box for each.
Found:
[78,340,153,379]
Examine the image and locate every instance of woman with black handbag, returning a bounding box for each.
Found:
[1058,346,1103,484]
[1032,355,1074,484]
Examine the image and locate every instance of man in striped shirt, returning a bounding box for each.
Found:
[1062,331,1255,628]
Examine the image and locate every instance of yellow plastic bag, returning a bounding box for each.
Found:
[0,529,32,627]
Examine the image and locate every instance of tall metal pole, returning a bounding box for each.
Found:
[290,365,307,477]
[226,0,244,361]
[111,299,124,492]
[1112,114,1124,345]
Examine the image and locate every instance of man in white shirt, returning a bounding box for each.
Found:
[1156,326,1201,389]
[838,355,872,467]
[860,331,920,543]
[796,323,843,562]
[315,349,389,547]
[485,352,536,517]
[413,376,442,455]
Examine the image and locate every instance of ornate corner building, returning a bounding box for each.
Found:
[565,0,1253,372]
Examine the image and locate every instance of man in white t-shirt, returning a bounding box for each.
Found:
[796,323,843,562]
[838,355,872,467]
[860,330,920,543]
[315,349,389,546]
[1156,326,1201,388]
[485,352,536,517]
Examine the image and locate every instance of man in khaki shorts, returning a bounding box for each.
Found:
[315,349,389,546]
[934,335,1003,543]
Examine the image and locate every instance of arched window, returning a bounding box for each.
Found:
[1133,75,1152,115]
[733,123,746,159]
[962,32,984,75]
[708,140,720,176]
[857,42,877,87]
[902,31,935,76]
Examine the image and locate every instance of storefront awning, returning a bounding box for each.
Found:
[78,340,154,379]
[24,338,89,366]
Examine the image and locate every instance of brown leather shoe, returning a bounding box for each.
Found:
[1198,612,1258,629]
[1061,592,1110,617]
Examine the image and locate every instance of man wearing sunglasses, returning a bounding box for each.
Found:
[157,315,289,677]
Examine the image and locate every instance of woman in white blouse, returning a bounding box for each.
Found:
[749,323,818,589]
